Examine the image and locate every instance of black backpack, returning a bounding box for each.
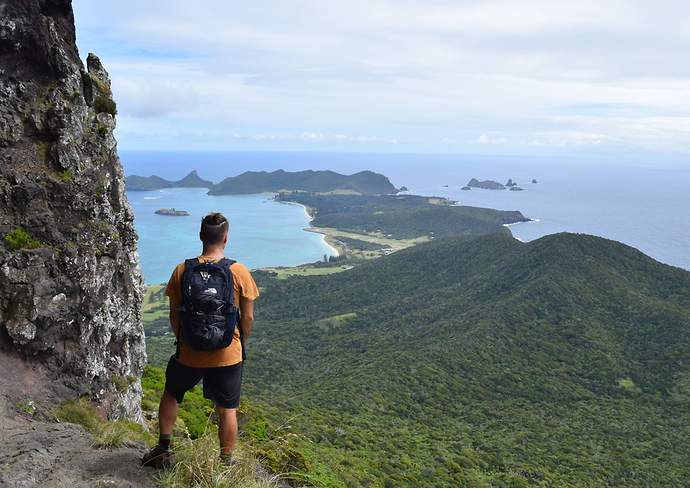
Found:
[176,257,242,357]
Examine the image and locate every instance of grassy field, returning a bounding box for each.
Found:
[260,265,354,279]
[141,285,168,320]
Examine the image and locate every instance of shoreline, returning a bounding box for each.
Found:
[274,199,340,257]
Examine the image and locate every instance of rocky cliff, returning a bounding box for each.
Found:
[0,0,146,421]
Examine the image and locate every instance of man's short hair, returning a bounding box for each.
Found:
[200,212,229,245]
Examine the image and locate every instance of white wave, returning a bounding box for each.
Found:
[503,218,539,227]
[144,196,163,200]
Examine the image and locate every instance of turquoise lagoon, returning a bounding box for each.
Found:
[128,188,334,285]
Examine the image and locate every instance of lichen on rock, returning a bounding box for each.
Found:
[0,0,146,421]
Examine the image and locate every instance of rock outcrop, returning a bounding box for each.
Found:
[0,0,146,421]
[155,208,189,216]
[467,178,506,190]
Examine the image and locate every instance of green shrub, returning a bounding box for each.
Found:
[93,96,117,116]
[58,170,74,183]
[5,227,41,251]
[97,125,108,138]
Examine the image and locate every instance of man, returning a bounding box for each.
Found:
[142,212,259,468]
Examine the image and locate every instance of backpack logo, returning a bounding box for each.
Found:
[200,271,211,283]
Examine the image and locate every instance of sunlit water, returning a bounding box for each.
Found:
[122,150,690,282]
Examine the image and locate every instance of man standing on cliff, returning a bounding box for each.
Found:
[142,212,259,468]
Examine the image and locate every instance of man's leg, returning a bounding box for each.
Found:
[142,389,179,467]
[159,389,179,436]
[216,405,238,455]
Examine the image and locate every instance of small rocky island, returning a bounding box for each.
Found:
[155,208,189,216]
[467,178,506,190]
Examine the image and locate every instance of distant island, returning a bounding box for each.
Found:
[155,208,189,216]
[208,169,398,196]
[126,170,214,191]
[468,178,506,190]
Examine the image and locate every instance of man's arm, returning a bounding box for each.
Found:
[169,294,181,335]
[239,297,254,343]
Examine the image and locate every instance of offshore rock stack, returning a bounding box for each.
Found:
[0,0,146,421]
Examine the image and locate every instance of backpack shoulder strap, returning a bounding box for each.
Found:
[218,257,236,267]
[217,258,245,360]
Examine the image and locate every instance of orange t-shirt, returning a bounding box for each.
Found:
[165,256,259,368]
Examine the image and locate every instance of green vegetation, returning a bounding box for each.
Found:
[93,96,117,116]
[16,400,36,414]
[51,398,152,448]
[36,141,49,161]
[208,169,397,196]
[154,430,278,488]
[238,232,690,487]
[5,227,42,251]
[333,236,388,251]
[141,230,690,486]
[97,125,108,137]
[256,266,353,280]
[57,169,74,183]
[276,193,527,239]
[140,286,176,369]
[141,365,322,485]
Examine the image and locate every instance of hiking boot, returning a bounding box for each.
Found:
[141,447,171,469]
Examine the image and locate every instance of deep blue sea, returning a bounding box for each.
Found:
[121,150,690,284]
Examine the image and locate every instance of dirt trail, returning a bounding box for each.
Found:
[0,399,157,488]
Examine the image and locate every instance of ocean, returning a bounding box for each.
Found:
[121,150,690,284]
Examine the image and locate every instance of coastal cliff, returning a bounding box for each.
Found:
[0,0,146,421]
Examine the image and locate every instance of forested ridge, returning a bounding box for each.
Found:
[208,169,397,195]
[242,232,690,487]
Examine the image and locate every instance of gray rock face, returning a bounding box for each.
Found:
[0,0,146,421]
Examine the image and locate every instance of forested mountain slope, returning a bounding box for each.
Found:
[246,233,690,487]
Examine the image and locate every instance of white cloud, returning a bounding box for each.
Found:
[113,77,199,118]
[334,134,398,143]
[477,134,509,144]
[301,131,326,141]
[73,0,690,154]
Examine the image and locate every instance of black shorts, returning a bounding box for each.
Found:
[164,356,243,409]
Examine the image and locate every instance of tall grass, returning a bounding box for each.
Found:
[155,431,287,488]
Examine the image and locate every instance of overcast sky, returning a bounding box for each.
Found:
[71,0,690,157]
